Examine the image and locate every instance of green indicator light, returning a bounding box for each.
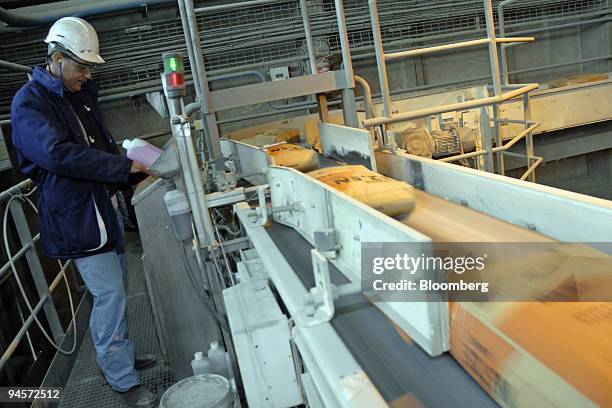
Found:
[164,56,184,74]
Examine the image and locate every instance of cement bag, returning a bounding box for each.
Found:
[267,144,320,172]
[307,165,415,216]
[241,128,300,147]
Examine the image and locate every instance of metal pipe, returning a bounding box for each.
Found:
[194,0,282,14]
[181,0,224,172]
[12,283,37,362]
[176,0,202,107]
[354,75,373,119]
[0,1,173,27]
[502,83,540,100]
[496,37,535,43]
[369,0,391,119]
[499,0,521,85]
[484,0,502,97]
[0,294,48,373]
[493,103,504,174]
[363,83,538,127]
[0,241,35,281]
[299,0,317,75]
[497,123,540,151]
[523,92,535,182]
[384,37,534,60]
[180,128,214,245]
[334,0,358,128]
[520,157,543,181]
[166,94,215,249]
[185,102,200,117]
[487,0,507,176]
[498,150,527,159]
[386,38,490,60]
[495,118,536,125]
[0,179,33,202]
[0,59,32,74]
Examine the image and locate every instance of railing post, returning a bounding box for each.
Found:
[8,200,64,343]
[523,93,536,182]
[334,0,359,128]
[299,0,317,75]
[484,0,504,175]
[479,106,495,172]
[369,0,392,120]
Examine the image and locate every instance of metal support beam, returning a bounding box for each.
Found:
[334,0,359,128]
[369,0,391,119]
[499,0,521,85]
[299,0,317,75]
[166,97,216,249]
[8,201,63,343]
[523,93,536,182]
[209,70,349,111]
[179,0,225,177]
[480,107,495,172]
[485,0,502,97]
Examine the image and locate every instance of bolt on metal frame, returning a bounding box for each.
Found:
[366,0,541,180]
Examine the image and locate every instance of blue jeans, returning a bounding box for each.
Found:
[73,209,138,392]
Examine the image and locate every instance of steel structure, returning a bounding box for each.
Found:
[0,0,609,115]
[365,0,541,180]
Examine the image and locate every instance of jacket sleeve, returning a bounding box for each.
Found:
[12,99,132,185]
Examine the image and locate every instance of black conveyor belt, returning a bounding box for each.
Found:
[268,223,498,407]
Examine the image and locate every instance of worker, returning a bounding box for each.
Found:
[11,17,157,408]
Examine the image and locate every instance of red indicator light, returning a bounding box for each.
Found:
[167,73,185,87]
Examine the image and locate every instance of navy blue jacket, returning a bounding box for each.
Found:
[11,66,132,259]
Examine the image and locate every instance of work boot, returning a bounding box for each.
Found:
[135,353,157,370]
[114,385,157,408]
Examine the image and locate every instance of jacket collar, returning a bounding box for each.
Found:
[32,65,100,99]
[32,65,64,97]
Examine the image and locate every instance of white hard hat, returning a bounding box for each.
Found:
[45,17,105,65]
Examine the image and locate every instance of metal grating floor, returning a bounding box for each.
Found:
[58,240,175,408]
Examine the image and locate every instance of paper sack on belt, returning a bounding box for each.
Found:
[307,165,416,216]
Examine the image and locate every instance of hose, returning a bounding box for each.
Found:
[0,1,174,28]
[3,191,77,355]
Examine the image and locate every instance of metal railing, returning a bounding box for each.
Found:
[365,0,542,181]
[0,180,77,374]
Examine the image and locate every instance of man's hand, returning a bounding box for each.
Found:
[130,160,149,174]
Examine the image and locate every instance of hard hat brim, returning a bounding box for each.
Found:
[83,54,106,65]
